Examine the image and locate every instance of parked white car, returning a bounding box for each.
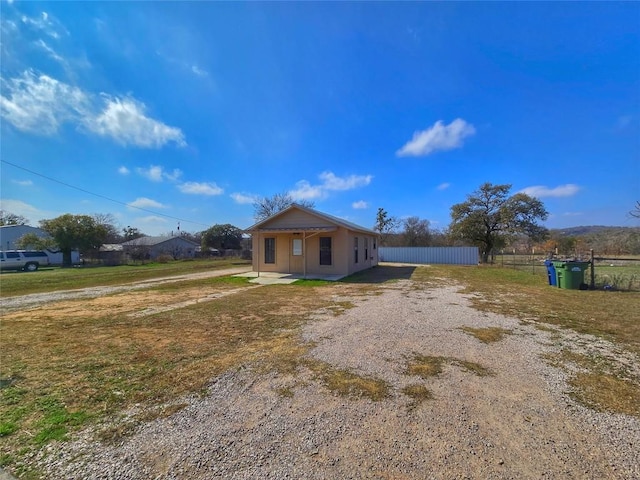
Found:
[0,250,50,272]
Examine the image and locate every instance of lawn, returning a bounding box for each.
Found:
[0,258,251,297]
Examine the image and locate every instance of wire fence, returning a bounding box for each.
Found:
[492,250,640,292]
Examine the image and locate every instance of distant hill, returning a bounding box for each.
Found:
[550,225,640,237]
[549,226,640,255]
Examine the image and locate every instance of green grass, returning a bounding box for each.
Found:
[0,258,251,297]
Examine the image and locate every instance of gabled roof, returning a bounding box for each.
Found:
[245,203,377,235]
[121,236,198,247]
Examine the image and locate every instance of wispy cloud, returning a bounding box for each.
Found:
[191,65,208,77]
[0,70,186,148]
[519,184,580,198]
[178,182,223,196]
[12,179,33,186]
[127,197,166,209]
[136,165,182,182]
[21,11,68,39]
[436,182,451,191]
[396,118,475,157]
[352,200,369,209]
[117,166,130,175]
[34,39,66,65]
[135,215,168,225]
[0,198,44,223]
[231,192,258,205]
[0,71,89,135]
[290,171,373,201]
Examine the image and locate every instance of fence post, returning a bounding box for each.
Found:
[590,249,595,290]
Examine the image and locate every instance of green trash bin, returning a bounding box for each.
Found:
[552,261,589,289]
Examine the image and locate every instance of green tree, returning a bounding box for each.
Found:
[38,214,109,267]
[0,210,29,226]
[402,216,431,246]
[373,207,399,246]
[201,224,243,251]
[450,183,549,263]
[253,193,315,221]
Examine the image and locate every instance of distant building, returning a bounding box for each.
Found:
[120,236,198,260]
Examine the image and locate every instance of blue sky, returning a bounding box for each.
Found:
[1,1,638,236]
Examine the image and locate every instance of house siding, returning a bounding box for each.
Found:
[248,205,379,278]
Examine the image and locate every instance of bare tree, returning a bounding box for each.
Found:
[253,192,315,221]
[630,201,640,219]
[0,210,29,226]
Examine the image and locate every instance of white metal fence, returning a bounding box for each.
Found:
[379,247,479,265]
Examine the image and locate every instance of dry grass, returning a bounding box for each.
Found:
[305,360,390,401]
[405,354,492,379]
[401,384,433,409]
[460,326,512,343]
[0,282,338,474]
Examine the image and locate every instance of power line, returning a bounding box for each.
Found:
[1,159,210,228]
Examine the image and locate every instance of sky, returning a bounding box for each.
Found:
[1,1,639,236]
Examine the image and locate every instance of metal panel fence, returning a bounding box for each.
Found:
[379,247,479,265]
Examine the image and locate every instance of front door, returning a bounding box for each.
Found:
[290,237,304,274]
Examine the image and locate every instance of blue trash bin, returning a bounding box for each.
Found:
[544,260,557,286]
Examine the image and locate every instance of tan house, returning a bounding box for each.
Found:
[245,204,379,279]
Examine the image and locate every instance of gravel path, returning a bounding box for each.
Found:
[35,278,639,479]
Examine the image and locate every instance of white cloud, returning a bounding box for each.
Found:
[519,184,580,198]
[0,71,89,135]
[12,179,33,186]
[0,198,43,224]
[290,171,373,201]
[136,165,182,182]
[0,71,186,148]
[290,180,325,201]
[318,171,373,191]
[118,166,130,175]
[231,192,258,205]
[178,182,223,196]
[437,182,451,191]
[352,200,369,209]
[87,96,186,148]
[396,118,475,157]
[135,215,168,225]
[127,197,166,209]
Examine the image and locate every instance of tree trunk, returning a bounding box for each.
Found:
[62,249,72,268]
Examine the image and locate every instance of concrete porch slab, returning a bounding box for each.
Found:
[233,271,346,285]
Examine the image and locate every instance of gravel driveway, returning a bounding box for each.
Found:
[35,275,639,479]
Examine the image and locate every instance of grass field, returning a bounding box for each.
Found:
[1,262,638,477]
[0,258,252,297]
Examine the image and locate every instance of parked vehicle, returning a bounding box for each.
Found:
[0,250,50,272]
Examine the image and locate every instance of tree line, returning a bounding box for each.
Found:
[2,183,637,266]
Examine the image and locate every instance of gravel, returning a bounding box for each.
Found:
[34,277,640,479]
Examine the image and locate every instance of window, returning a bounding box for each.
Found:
[354,237,359,263]
[6,252,19,258]
[319,237,332,265]
[364,238,369,260]
[292,238,302,256]
[264,237,276,264]
[23,251,48,258]
[373,239,377,250]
